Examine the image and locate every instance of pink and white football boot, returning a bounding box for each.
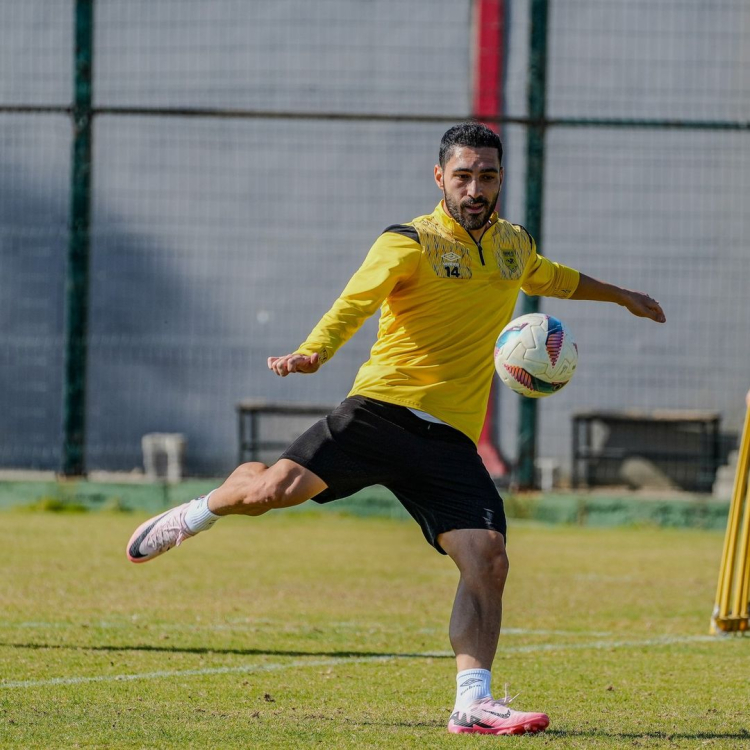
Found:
[126,503,194,563]
[448,694,549,736]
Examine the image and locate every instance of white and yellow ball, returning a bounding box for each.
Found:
[494,313,578,398]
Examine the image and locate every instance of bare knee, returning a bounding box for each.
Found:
[441,529,510,590]
[231,461,269,481]
[471,542,509,589]
[235,460,320,514]
[487,546,510,585]
[213,459,325,516]
[211,462,271,514]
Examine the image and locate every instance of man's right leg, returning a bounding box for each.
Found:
[126,459,327,563]
[439,528,549,736]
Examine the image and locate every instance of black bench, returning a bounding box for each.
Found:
[237,400,334,464]
[572,409,721,492]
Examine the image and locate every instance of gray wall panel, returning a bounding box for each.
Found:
[0,1,73,106]
[0,115,70,468]
[1,0,748,480]
[95,0,472,115]
[88,117,451,473]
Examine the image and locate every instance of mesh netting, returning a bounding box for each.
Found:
[1,0,748,478]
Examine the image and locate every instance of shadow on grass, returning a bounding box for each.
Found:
[358,720,444,728]
[1,641,452,659]
[352,725,750,740]
[546,730,750,742]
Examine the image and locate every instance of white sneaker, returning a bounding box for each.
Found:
[126,503,194,563]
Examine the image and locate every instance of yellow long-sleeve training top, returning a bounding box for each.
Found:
[296,202,580,444]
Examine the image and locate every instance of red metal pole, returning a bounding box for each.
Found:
[472,0,504,122]
[472,0,510,478]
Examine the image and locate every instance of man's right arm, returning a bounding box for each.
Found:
[268,229,421,377]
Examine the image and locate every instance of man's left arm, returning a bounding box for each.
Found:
[519,237,665,324]
[570,273,666,323]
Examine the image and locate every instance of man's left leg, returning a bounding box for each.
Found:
[438,528,549,736]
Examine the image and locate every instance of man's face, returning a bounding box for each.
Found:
[434,146,503,233]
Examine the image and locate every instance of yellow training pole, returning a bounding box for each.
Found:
[733,476,750,630]
[711,390,750,634]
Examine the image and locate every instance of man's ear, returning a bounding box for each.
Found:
[434,164,444,190]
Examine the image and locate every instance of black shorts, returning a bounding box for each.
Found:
[280,396,506,554]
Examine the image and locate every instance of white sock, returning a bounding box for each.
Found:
[454,669,492,710]
[184,491,220,533]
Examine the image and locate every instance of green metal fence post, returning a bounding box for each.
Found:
[62,0,94,476]
[518,0,549,489]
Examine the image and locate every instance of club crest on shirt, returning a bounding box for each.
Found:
[501,249,519,274]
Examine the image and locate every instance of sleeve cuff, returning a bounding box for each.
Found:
[295,345,332,364]
[557,266,581,298]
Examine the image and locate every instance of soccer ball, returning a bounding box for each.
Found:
[494,313,578,398]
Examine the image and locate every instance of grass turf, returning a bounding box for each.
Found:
[0,509,748,748]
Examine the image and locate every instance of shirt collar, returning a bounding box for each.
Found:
[433,201,499,243]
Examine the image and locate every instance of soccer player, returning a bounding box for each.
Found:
[127,122,665,736]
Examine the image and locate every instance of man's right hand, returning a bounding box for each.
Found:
[267,352,321,377]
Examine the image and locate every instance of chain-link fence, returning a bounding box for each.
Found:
[1,0,748,481]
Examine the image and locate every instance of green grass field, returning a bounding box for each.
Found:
[1,509,748,748]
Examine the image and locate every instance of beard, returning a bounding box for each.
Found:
[443,190,498,232]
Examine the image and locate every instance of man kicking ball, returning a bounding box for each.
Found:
[127,122,665,735]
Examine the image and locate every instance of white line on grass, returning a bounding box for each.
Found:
[0,634,723,690]
[499,634,721,655]
[0,656,394,689]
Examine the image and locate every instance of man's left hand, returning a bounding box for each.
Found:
[620,290,666,323]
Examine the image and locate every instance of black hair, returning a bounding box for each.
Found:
[438,122,503,168]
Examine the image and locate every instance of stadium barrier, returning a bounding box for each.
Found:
[710,390,750,634]
[0,476,732,530]
[236,401,334,465]
[571,410,721,493]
